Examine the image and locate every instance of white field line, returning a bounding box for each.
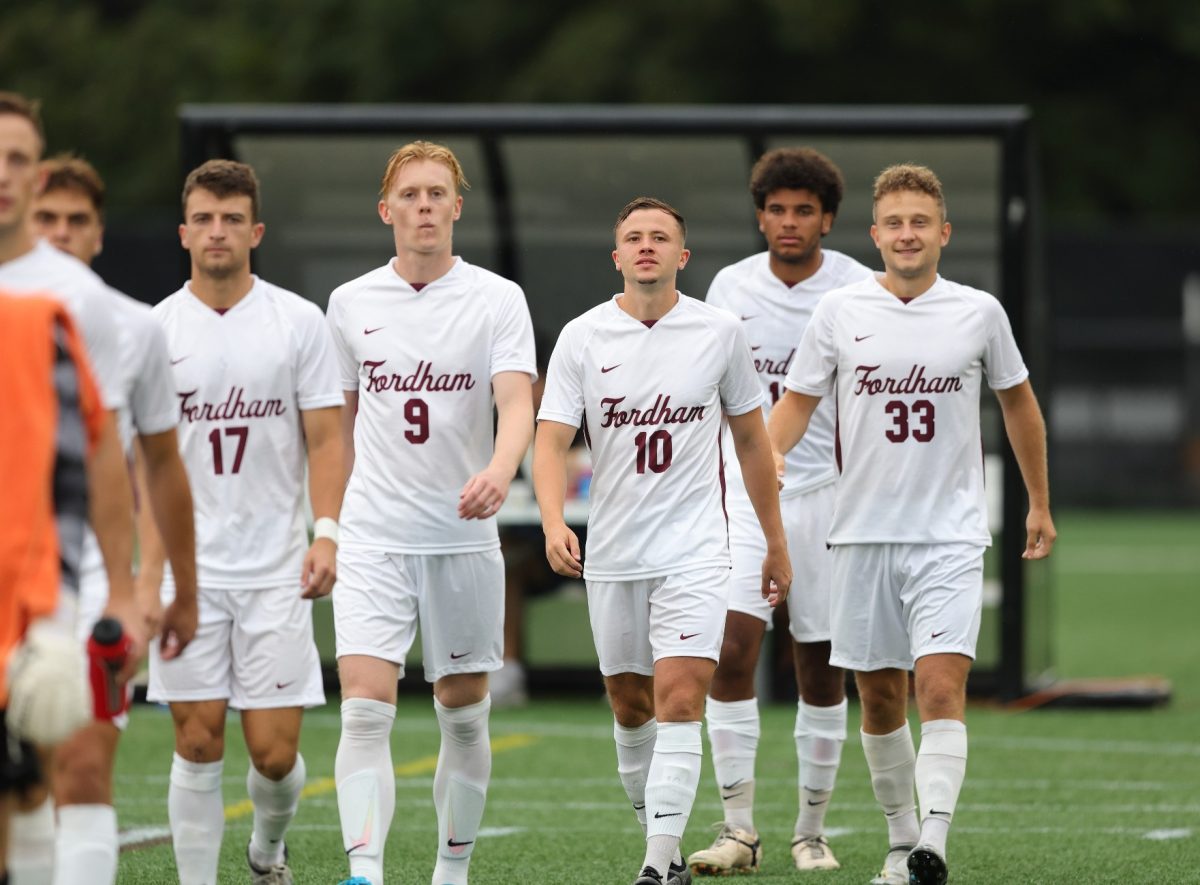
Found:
[1055,545,1200,575]
[970,735,1200,757]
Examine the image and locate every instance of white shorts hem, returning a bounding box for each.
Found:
[425,661,503,683]
[598,664,655,678]
[914,644,977,662]
[829,655,914,672]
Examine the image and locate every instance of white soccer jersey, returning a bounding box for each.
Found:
[154,276,344,590]
[327,258,536,554]
[0,240,125,410]
[707,249,872,499]
[79,288,182,584]
[538,293,764,581]
[785,274,1028,545]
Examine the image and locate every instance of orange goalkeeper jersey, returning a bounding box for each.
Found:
[0,291,105,707]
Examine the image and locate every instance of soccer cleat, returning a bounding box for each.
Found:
[687,822,762,875]
[247,842,294,884]
[668,858,693,885]
[633,866,665,885]
[907,844,948,885]
[790,834,840,871]
[869,845,914,885]
[335,878,373,885]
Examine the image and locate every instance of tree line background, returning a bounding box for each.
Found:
[3,0,1199,230]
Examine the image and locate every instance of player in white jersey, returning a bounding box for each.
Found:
[690,148,873,877]
[29,155,200,885]
[534,197,792,885]
[0,93,146,884]
[141,160,345,885]
[327,141,535,885]
[769,165,1055,885]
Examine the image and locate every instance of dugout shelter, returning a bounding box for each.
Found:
[180,104,1048,701]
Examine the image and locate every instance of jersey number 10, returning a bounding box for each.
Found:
[634,429,673,474]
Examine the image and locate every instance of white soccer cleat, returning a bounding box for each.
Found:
[869,845,914,885]
[6,619,91,745]
[790,834,840,871]
[686,822,762,876]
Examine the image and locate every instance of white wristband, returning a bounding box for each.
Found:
[313,517,340,545]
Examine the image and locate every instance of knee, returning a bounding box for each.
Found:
[797,665,846,708]
[249,745,298,781]
[915,677,965,719]
[54,743,112,804]
[175,717,224,763]
[607,684,654,728]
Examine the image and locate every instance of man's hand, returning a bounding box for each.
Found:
[544,523,582,578]
[158,596,198,660]
[300,537,337,599]
[1023,507,1057,560]
[458,465,511,520]
[760,545,792,608]
[99,594,146,685]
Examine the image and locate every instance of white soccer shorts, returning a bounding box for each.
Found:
[333,548,504,682]
[828,542,985,672]
[727,481,835,642]
[586,566,731,677]
[147,584,325,709]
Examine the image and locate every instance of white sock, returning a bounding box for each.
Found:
[8,796,55,885]
[794,698,847,838]
[52,804,117,885]
[704,697,759,832]
[336,698,396,885]
[432,695,492,885]
[915,719,968,858]
[861,725,920,849]
[247,754,306,869]
[168,754,225,885]
[614,717,657,834]
[642,721,702,876]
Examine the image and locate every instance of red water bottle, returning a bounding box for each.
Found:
[88,617,132,721]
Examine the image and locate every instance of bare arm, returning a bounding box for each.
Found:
[300,404,346,599]
[766,390,822,481]
[459,371,534,519]
[89,410,143,678]
[532,420,582,578]
[995,380,1056,559]
[728,409,792,606]
[136,429,198,658]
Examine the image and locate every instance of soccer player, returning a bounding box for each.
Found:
[1,291,111,885]
[142,159,345,885]
[768,164,1055,885]
[533,197,792,885]
[688,148,872,876]
[0,91,144,884]
[30,155,199,885]
[326,141,535,885]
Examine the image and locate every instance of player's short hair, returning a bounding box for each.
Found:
[613,197,687,242]
[873,164,947,221]
[750,147,845,216]
[181,159,261,221]
[380,141,470,197]
[40,155,105,218]
[0,91,45,151]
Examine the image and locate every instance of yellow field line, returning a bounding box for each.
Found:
[222,733,539,820]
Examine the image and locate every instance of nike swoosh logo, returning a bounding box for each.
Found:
[722,791,744,800]
[654,811,682,819]
[807,799,828,806]
[364,326,384,335]
[885,810,905,818]
[931,630,948,639]
[854,334,874,342]
[929,809,951,817]
[600,364,621,373]
[450,651,471,660]
[720,779,744,790]
[633,802,646,810]
[679,632,700,640]
[275,681,295,690]
[740,315,756,321]
[447,838,475,847]
[170,356,189,365]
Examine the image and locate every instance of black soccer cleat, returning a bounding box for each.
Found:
[633,866,664,885]
[667,858,693,885]
[907,844,948,885]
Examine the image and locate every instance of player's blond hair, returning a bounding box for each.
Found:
[873,164,947,221]
[0,91,45,152]
[380,141,469,197]
[182,159,261,221]
[40,155,105,217]
[613,197,687,242]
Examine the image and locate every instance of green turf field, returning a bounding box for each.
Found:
[114,510,1200,884]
